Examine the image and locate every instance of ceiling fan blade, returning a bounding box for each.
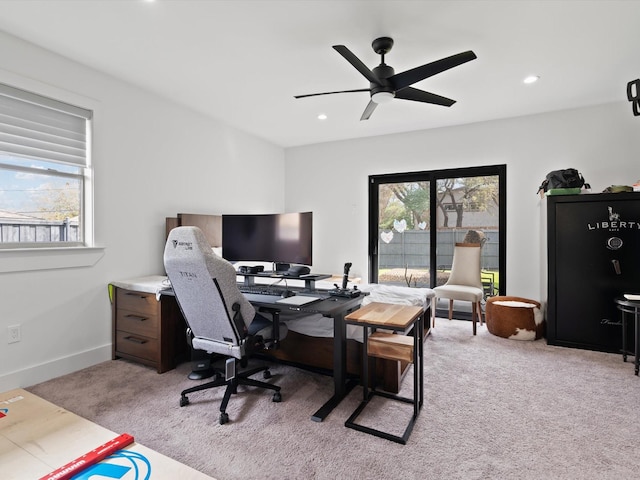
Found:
[395,87,456,107]
[389,50,477,91]
[360,100,378,121]
[294,88,370,99]
[333,45,381,85]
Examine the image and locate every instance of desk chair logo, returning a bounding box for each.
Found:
[171,240,193,250]
[71,450,151,480]
[587,206,639,232]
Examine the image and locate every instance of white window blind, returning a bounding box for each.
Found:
[0,82,94,250]
[0,83,92,166]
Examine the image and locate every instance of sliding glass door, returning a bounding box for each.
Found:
[369,165,506,320]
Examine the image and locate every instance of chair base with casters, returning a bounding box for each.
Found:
[179,360,282,425]
[180,308,285,425]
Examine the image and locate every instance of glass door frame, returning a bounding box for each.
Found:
[368,165,507,304]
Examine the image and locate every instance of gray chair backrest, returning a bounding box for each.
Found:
[164,226,255,357]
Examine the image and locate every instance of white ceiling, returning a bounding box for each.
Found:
[0,0,638,148]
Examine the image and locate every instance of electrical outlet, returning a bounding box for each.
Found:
[8,325,21,344]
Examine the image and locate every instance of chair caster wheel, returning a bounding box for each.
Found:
[272,391,282,402]
[219,412,229,425]
[180,396,189,407]
[263,370,272,379]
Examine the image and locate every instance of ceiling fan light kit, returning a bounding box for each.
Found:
[295,36,477,120]
[371,91,394,104]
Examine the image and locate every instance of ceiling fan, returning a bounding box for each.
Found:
[295,37,477,120]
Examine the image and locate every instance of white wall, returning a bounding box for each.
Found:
[284,101,639,301]
[0,31,285,391]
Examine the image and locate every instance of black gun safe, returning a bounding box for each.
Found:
[546,192,640,352]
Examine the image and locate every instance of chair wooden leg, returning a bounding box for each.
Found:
[477,302,484,326]
[472,302,477,335]
[448,299,453,321]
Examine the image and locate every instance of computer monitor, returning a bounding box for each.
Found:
[222,212,312,266]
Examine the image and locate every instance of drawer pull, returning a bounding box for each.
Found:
[124,336,147,345]
[125,292,148,299]
[125,314,148,322]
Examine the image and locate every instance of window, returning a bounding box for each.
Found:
[0,83,92,247]
[369,165,506,320]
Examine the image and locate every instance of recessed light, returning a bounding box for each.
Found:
[317,113,327,120]
[524,75,540,84]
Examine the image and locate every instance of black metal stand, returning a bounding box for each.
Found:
[345,312,424,445]
[616,296,640,375]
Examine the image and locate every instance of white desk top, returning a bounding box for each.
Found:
[109,275,168,294]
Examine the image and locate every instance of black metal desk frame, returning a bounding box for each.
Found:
[344,306,424,445]
[245,293,363,421]
[616,296,640,376]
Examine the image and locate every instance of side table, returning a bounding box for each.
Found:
[344,302,424,444]
[615,296,640,376]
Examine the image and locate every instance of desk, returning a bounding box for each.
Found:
[111,276,364,420]
[242,293,364,421]
[616,296,640,376]
[344,302,424,444]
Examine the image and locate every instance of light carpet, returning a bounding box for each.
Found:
[28,319,640,480]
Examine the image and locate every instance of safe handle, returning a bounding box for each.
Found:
[611,259,621,275]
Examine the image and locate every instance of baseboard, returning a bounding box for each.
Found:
[0,344,112,392]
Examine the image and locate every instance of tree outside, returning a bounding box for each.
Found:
[34,181,80,220]
[379,177,498,232]
[377,176,500,288]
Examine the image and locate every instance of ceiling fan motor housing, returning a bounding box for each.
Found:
[371,64,395,96]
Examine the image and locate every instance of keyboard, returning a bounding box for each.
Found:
[239,285,282,295]
[243,293,283,304]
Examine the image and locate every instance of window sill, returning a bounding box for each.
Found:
[0,246,105,273]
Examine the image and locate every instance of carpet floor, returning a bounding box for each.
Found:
[28,318,640,480]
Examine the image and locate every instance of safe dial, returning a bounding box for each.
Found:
[606,236,623,250]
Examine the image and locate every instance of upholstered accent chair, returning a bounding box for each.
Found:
[431,242,484,335]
